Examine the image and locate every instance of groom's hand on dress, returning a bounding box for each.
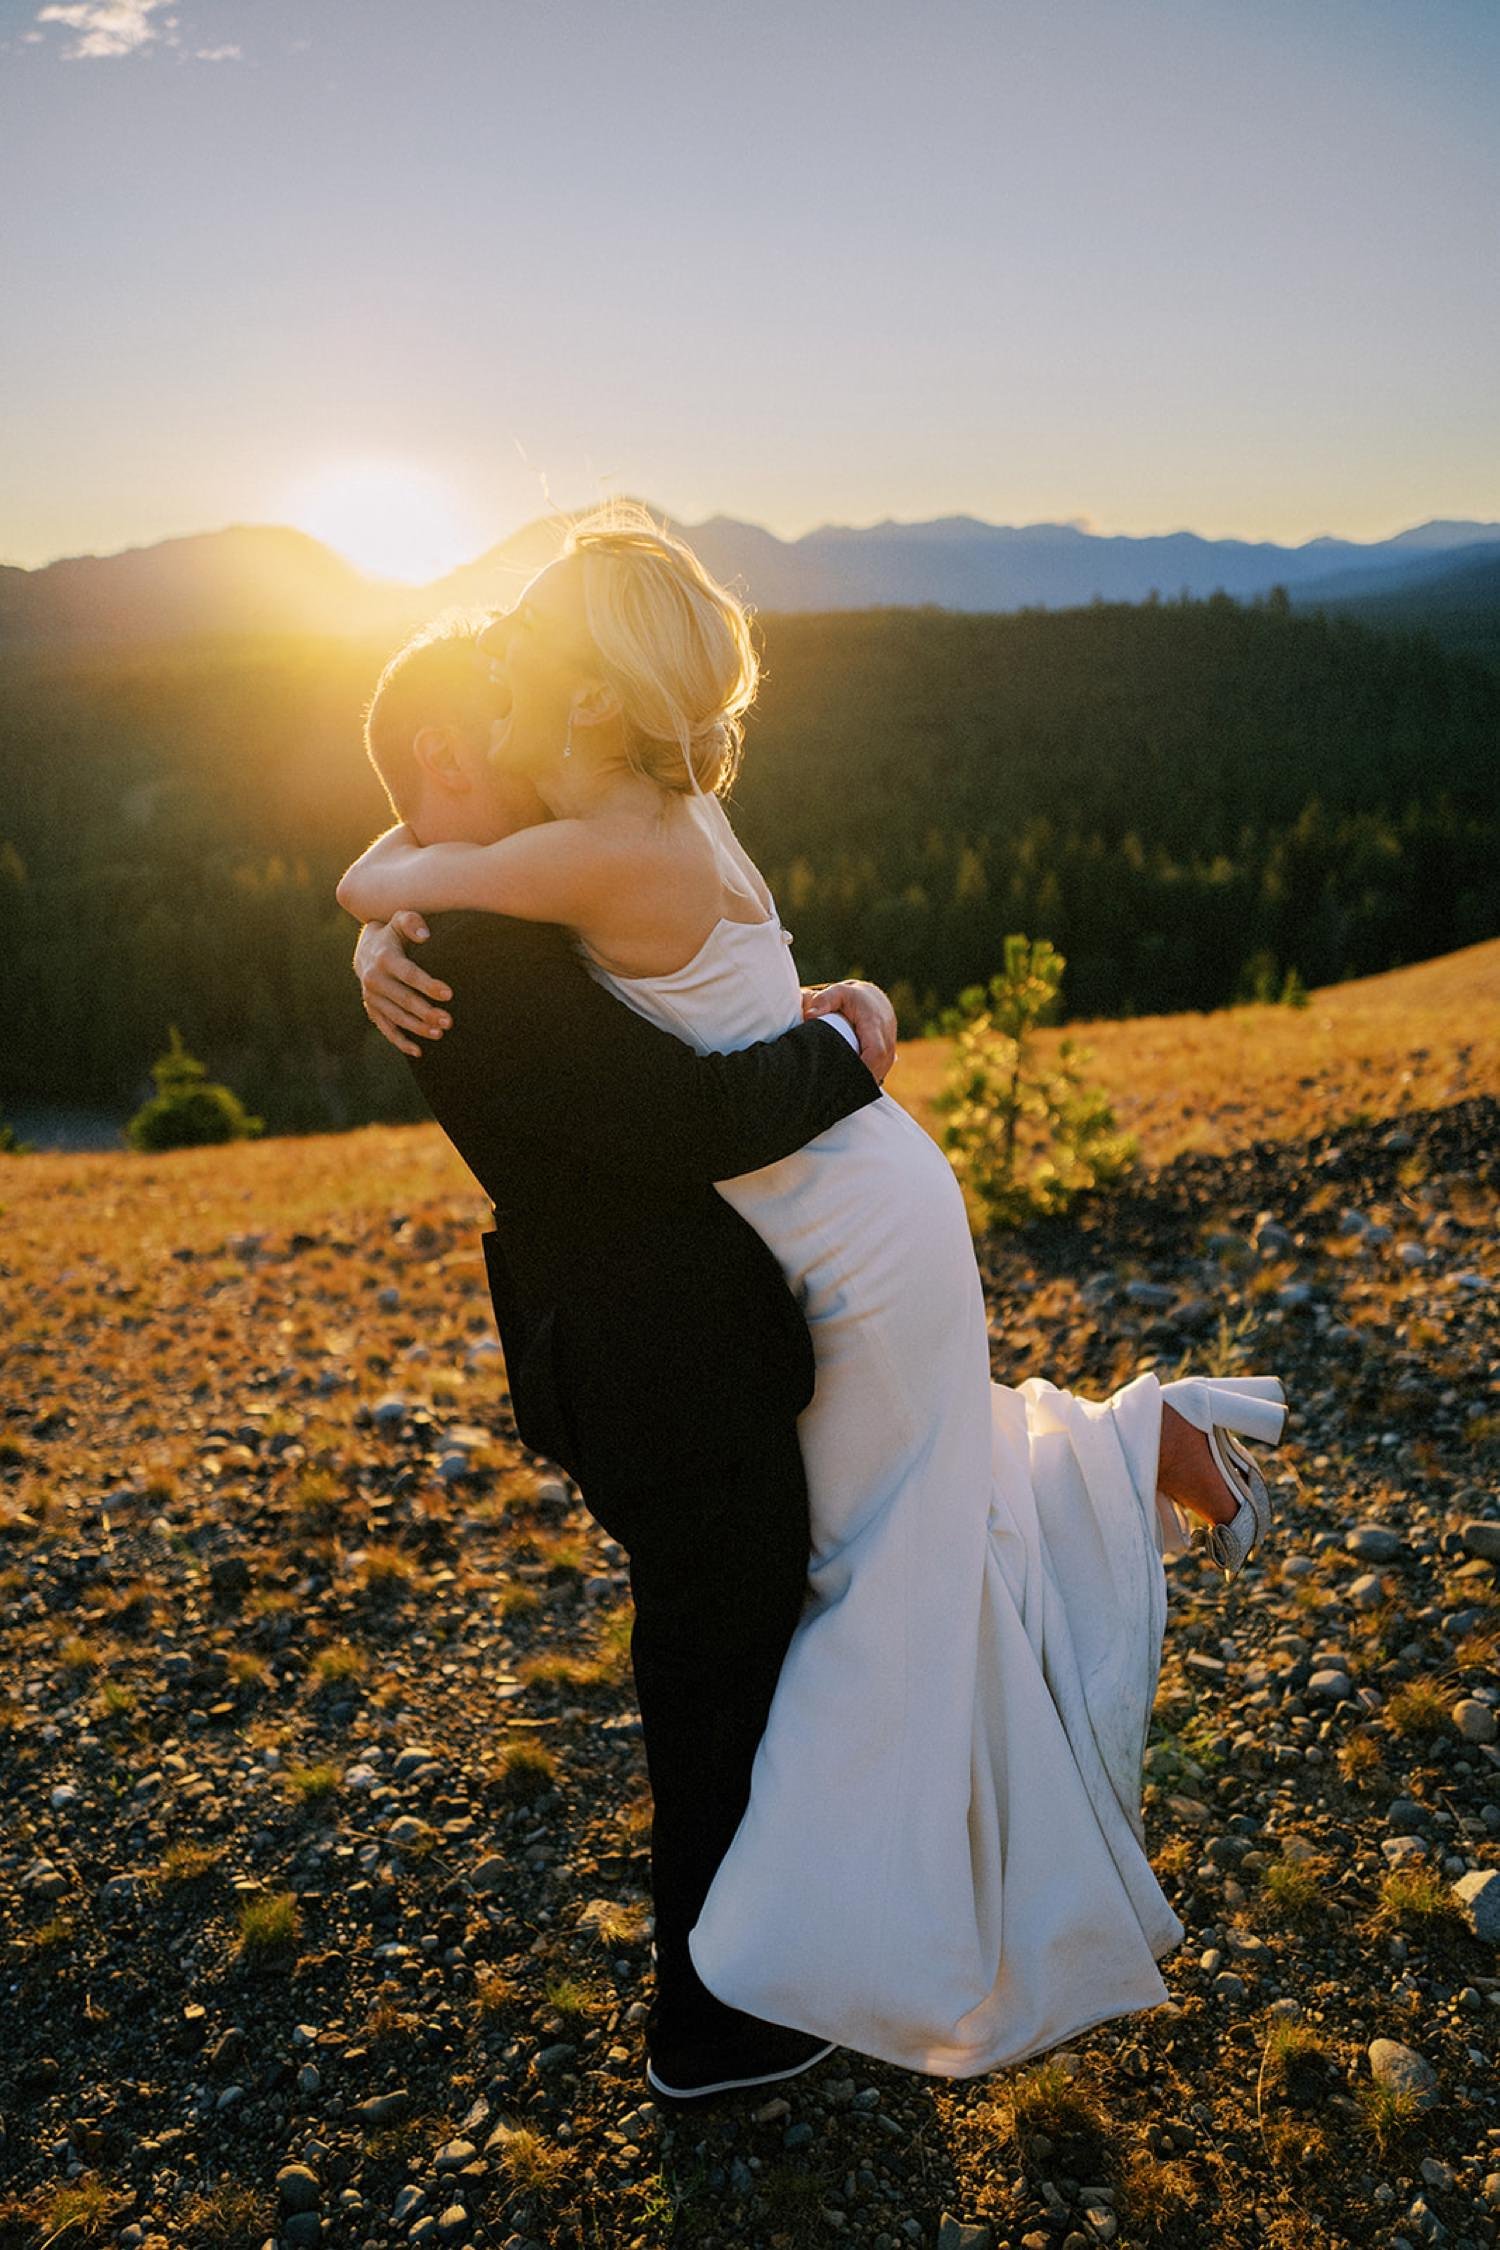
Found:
[801,981,898,1082]
[354,911,454,1059]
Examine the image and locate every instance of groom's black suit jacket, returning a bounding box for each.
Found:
[404,909,881,1489]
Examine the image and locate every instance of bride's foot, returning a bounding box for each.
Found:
[1156,1376,1286,1581]
[1158,1403,1240,1526]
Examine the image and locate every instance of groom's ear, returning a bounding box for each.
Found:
[411,724,472,792]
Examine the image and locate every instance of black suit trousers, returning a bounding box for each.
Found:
[581,1418,812,2048]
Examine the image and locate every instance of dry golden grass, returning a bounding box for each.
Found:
[1382,1676,1452,1738]
[175,2180,272,2250]
[1256,1852,1333,1926]
[474,1967,521,2020]
[235,1888,299,1959]
[158,1839,224,1888]
[887,934,1500,1164]
[486,1735,559,1802]
[0,2173,133,2246]
[1366,1865,1469,1937]
[489,2121,570,2194]
[0,943,1490,1301]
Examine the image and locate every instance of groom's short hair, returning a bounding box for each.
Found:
[363,613,497,816]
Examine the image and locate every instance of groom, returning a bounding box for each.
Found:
[353,617,895,2100]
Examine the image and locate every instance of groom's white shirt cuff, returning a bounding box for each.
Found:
[815,1013,861,1053]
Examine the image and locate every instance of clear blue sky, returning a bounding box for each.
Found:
[2,0,1497,569]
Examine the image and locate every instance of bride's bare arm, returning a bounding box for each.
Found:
[335,818,619,927]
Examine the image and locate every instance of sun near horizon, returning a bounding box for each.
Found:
[280,460,486,584]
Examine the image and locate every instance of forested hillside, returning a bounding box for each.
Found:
[1,592,1495,1133]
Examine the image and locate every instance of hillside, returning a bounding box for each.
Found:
[1,597,1495,1134]
[897,934,1500,1163]
[1,959,1496,2250]
[1293,545,1500,670]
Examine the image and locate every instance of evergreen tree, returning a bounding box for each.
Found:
[126,1027,264,1152]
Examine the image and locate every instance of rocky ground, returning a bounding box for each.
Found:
[1,1092,1496,2250]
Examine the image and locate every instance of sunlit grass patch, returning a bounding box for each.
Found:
[616,1795,654,1846]
[290,1465,345,1527]
[589,1602,638,1692]
[543,1974,597,2023]
[1454,1618,1500,1673]
[284,1761,340,1809]
[247,1586,300,1622]
[487,1735,558,1803]
[176,2179,270,2250]
[1258,2113,1337,2171]
[542,1537,590,1583]
[1383,1677,1450,1738]
[1257,1852,1332,1925]
[235,1888,300,1961]
[1354,2079,1427,2156]
[1150,1834,1196,1884]
[353,1542,423,1597]
[1117,2145,1202,2239]
[517,1649,613,1694]
[22,1909,77,1953]
[1335,1728,1387,1789]
[1259,2013,1338,2096]
[95,1678,140,1722]
[1006,2054,1115,2177]
[362,1986,423,2048]
[578,1897,650,1951]
[499,1581,543,1622]
[474,1968,521,2022]
[97,1575,157,1633]
[0,2173,131,2245]
[490,2121,569,2194]
[159,1839,224,1888]
[225,1649,273,1690]
[1367,1865,1467,1936]
[310,1639,367,1688]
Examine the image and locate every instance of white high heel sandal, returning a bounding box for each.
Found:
[1157,1375,1289,1580]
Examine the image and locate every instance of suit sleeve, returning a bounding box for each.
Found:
[407,913,882,1197]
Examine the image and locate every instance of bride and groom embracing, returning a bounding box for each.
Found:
[337,505,1290,2104]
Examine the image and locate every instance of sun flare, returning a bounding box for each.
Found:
[283,460,483,584]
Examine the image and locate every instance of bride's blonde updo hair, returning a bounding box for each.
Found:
[563,503,758,797]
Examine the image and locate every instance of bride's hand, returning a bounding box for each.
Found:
[355,911,453,1059]
[802,980,898,1082]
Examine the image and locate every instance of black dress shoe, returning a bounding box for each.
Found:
[646,2019,836,2102]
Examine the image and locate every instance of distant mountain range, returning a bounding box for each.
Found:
[4,509,1500,645]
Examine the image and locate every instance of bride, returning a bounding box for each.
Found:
[339,504,1290,2082]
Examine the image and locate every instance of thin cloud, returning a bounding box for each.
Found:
[34,1,178,60]
[194,42,240,61]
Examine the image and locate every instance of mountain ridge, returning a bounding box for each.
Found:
[4,509,1500,645]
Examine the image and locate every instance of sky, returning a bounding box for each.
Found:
[2,0,1498,574]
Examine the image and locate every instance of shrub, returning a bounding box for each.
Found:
[933,933,1138,1232]
[126,1026,263,1152]
[0,1109,31,1154]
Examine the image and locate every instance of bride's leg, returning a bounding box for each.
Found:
[1157,1401,1240,1527]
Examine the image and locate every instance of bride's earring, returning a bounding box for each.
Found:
[563,711,575,761]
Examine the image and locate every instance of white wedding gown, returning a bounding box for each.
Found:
[583,848,1192,2078]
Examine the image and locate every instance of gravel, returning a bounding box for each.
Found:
[1,1090,1496,2249]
